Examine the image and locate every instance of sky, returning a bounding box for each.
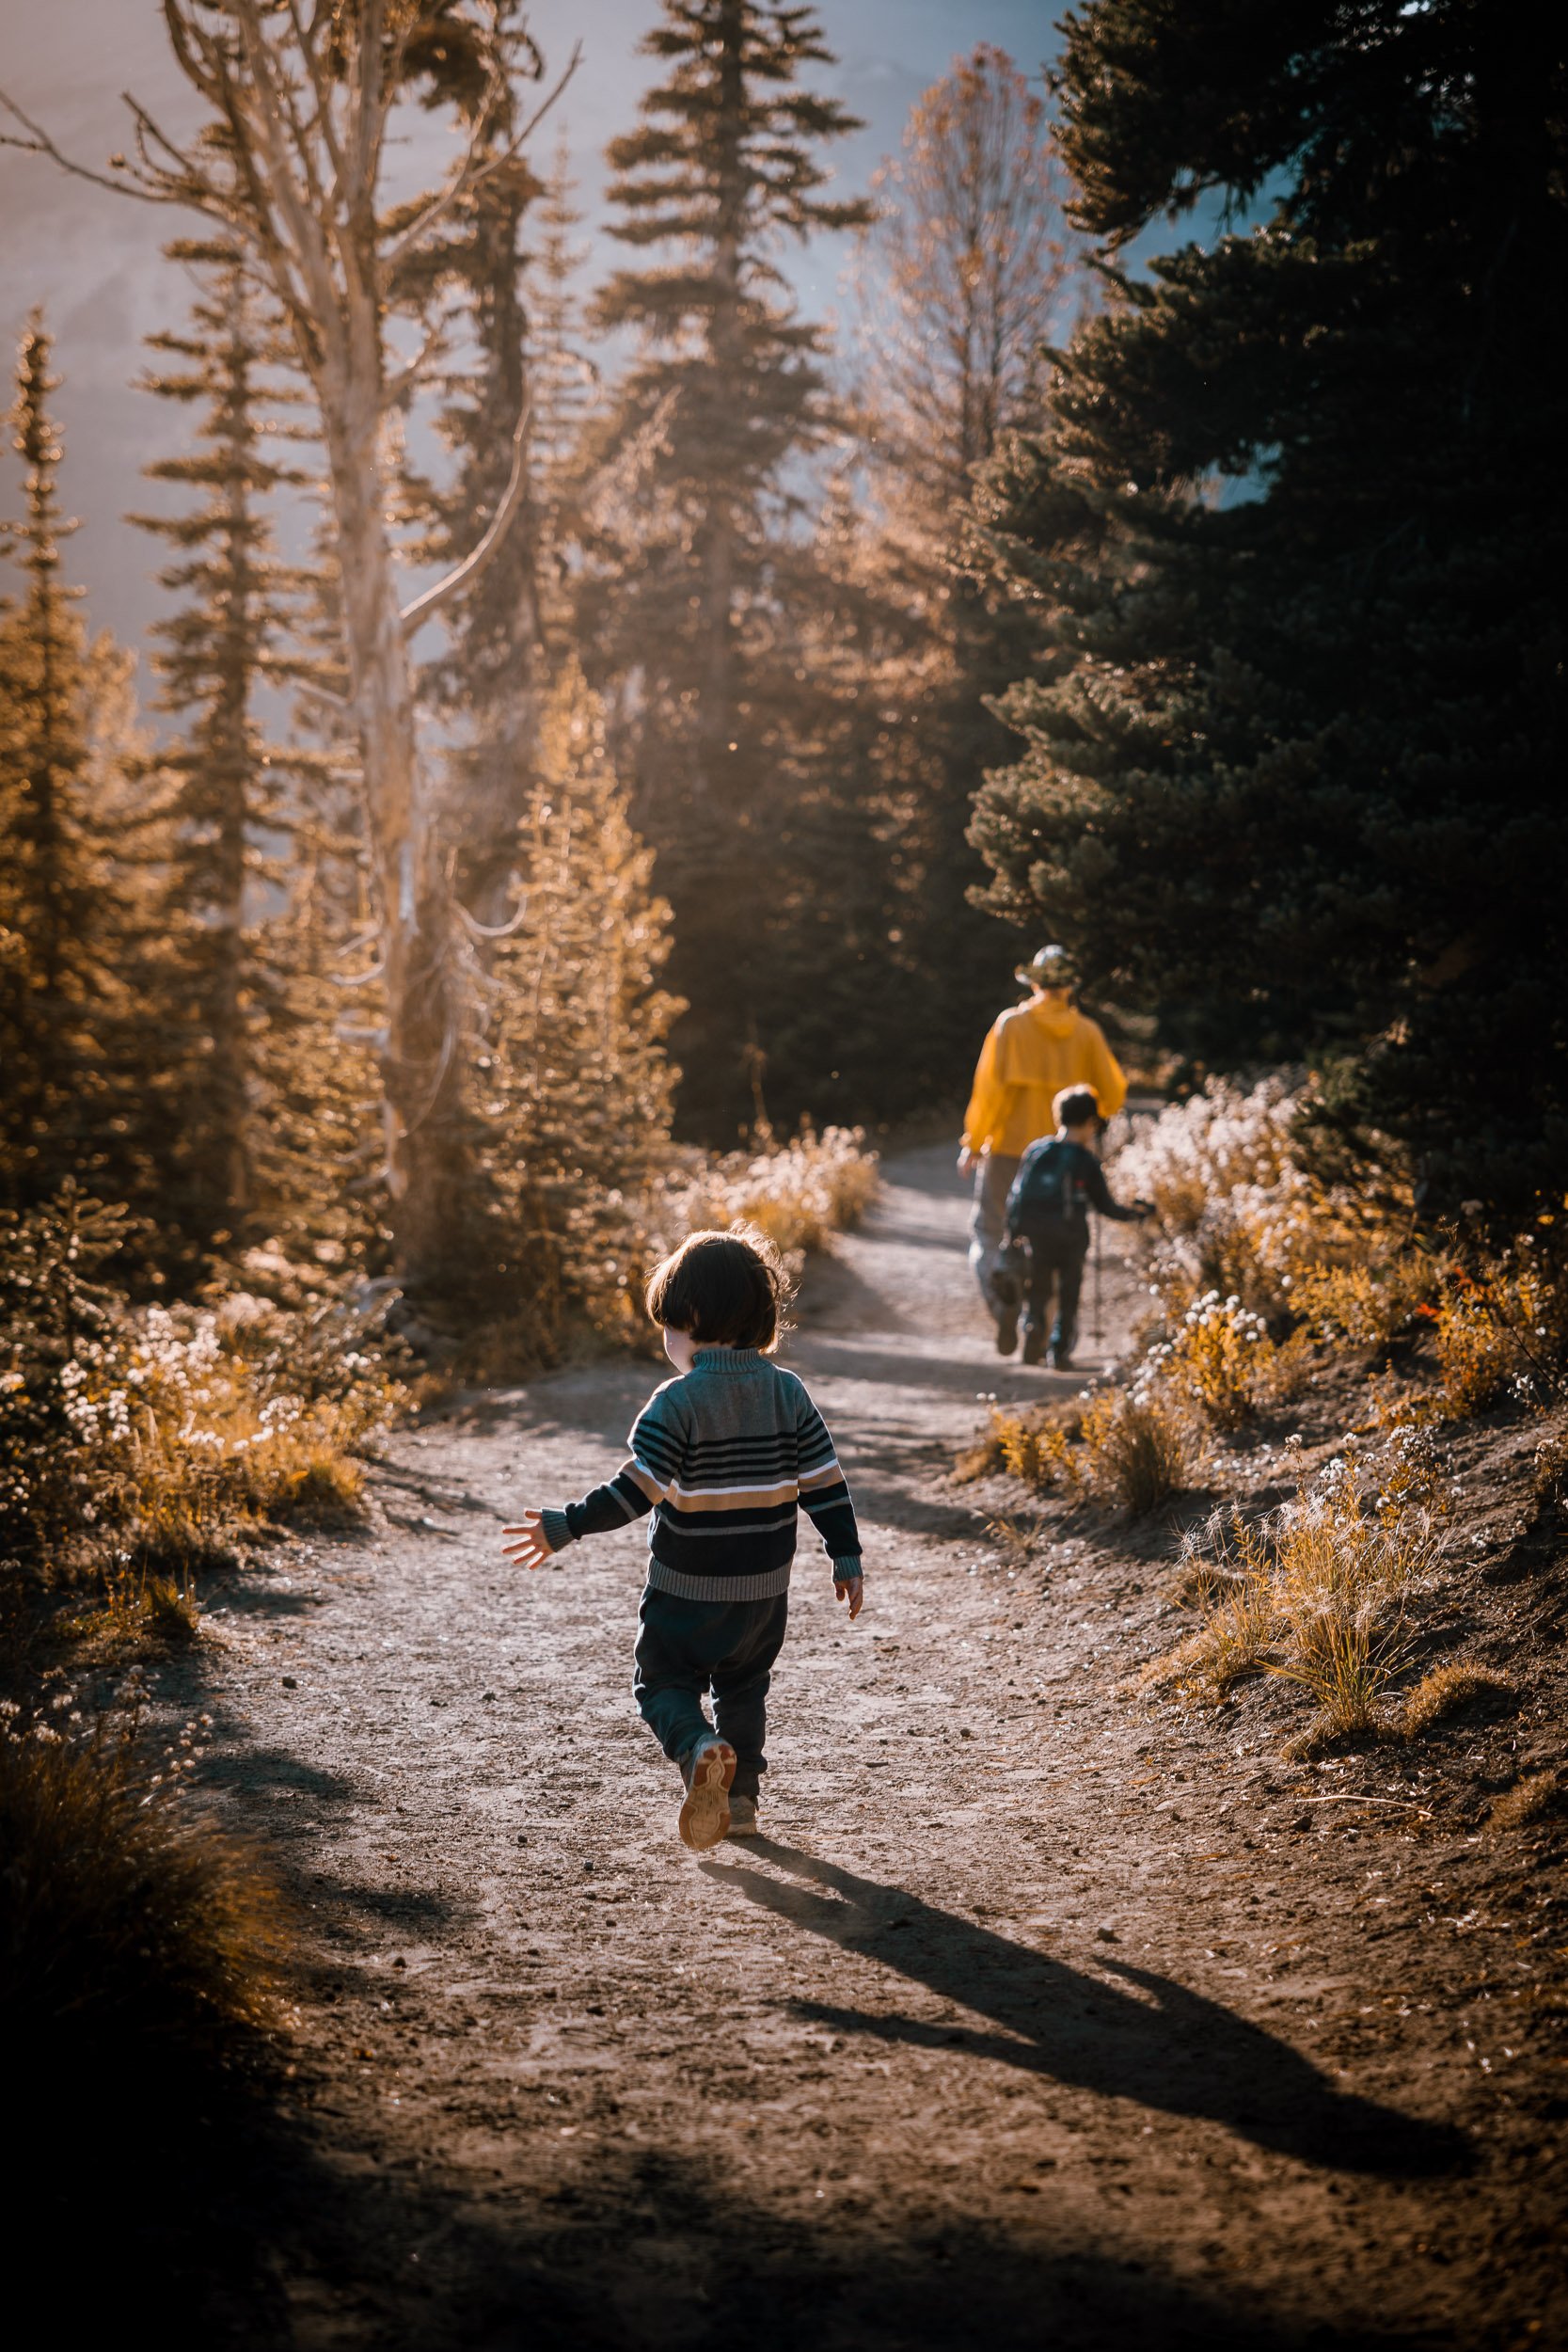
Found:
[0,1,1065,678]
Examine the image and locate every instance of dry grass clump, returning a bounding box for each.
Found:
[1144,1462,1441,1734]
[977,1389,1191,1518]
[1431,1265,1553,1417]
[661,1125,879,1258]
[991,1407,1078,1492]
[1489,1771,1563,1832]
[1399,1660,1515,1738]
[1078,1388,1193,1516]
[0,1700,283,2095]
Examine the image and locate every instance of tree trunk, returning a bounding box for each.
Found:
[319,358,464,1298]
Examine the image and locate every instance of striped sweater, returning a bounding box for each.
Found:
[539,1346,861,1601]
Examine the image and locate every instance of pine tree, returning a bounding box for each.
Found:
[529,128,594,509]
[971,0,1568,1211]
[0,314,127,1204]
[581,0,871,1135]
[479,660,679,1352]
[131,244,327,1246]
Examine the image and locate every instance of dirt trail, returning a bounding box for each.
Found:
[198,1148,1558,2349]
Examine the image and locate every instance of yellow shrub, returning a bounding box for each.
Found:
[1291,1256,1435,1350]
[990,1407,1077,1493]
[1433,1268,1544,1416]
[1145,1293,1275,1432]
[658,1127,879,1258]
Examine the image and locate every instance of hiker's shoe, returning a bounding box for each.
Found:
[1022,1326,1046,1366]
[728,1793,759,1836]
[678,1737,736,1851]
[993,1304,1019,1357]
[1048,1346,1074,1372]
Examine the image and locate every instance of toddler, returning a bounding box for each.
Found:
[501,1229,863,1850]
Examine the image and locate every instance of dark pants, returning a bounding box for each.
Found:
[633,1586,789,1802]
[1019,1230,1088,1356]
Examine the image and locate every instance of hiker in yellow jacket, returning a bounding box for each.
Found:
[959,946,1127,1344]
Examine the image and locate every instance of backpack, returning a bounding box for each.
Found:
[1008,1140,1091,1238]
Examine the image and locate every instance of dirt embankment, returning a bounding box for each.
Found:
[153,1145,1566,2349]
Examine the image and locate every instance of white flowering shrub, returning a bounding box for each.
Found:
[1112,1077,1301,1236]
[1113,1076,1433,1339]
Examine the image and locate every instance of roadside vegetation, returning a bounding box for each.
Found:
[964,1079,1567,1789]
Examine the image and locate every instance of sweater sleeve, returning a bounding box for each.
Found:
[796,1391,862,1573]
[541,1390,681,1551]
[1085,1155,1142,1223]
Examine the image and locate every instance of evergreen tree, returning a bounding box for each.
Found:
[131,245,326,1246]
[0,315,131,1204]
[971,0,1568,1210]
[581,0,870,1136]
[529,127,594,506]
[480,660,679,1350]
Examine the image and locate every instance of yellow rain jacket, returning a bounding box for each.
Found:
[962,998,1127,1158]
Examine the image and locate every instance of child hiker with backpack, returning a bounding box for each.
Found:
[991,1085,1151,1368]
[499,1229,863,1851]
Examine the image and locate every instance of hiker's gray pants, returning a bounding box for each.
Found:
[968,1152,1021,1314]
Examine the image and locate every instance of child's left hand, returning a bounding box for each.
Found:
[500,1511,555,1571]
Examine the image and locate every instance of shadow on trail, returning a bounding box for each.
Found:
[705,1840,1468,2180]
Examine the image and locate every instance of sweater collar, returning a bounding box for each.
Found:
[691,1346,768,1375]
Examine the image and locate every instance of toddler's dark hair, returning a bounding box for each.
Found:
[645,1226,784,1350]
[1053,1084,1101,1128]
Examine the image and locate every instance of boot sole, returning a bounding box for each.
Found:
[678,1741,736,1851]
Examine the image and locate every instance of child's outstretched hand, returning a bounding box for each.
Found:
[834,1572,865,1622]
[500,1511,554,1571]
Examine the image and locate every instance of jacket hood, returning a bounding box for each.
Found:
[1026,999,1081,1041]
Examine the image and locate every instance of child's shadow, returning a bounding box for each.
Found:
[702,1838,1466,2179]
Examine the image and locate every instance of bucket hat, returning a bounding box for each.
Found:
[1014,944,1078,991]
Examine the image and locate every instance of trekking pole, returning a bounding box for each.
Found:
[1091,1216,1103,1349]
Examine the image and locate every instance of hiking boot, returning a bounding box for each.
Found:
[728,1792,759,1836]
[1022,1326,1046,1366]
[993,1303,1019,1356]
[678,1737,736,1851]
[1048,1345,1074,1372]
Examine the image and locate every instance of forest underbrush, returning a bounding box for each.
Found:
[959,1079,1568,1811]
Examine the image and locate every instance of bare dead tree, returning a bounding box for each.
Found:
[1,3,576,1294]
[852,43,1086,528]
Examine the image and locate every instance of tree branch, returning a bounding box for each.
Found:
[0,86,179,203]
[383,44,581,268]
[399,399,531,637]
[382,312,448,410]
